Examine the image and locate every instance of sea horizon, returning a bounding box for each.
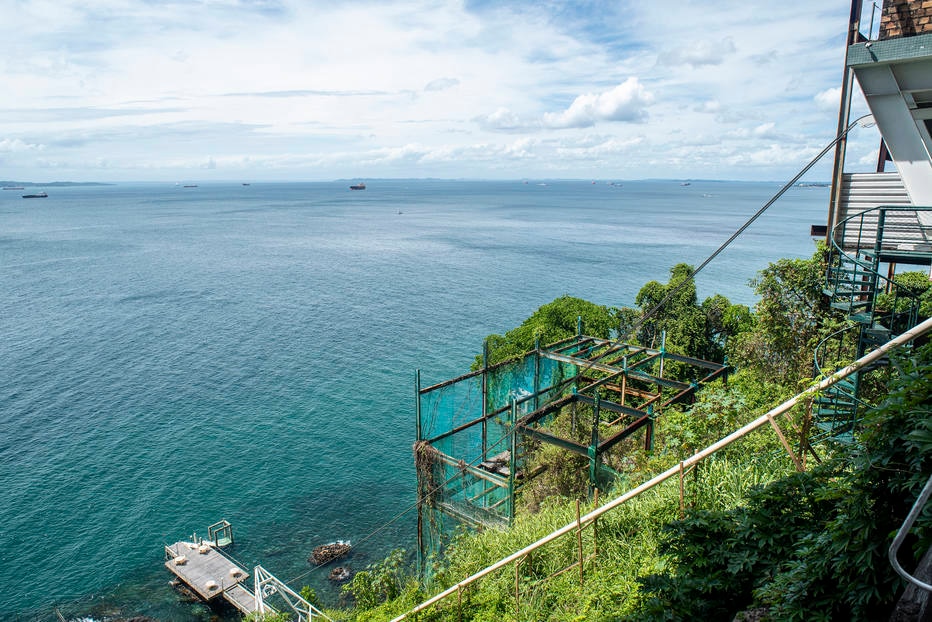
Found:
[2,177,832,186]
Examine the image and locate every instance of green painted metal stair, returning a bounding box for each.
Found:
[815,206,928,441]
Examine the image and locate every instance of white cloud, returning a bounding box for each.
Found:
[814,86,841,110]
[857,149,880,167]
[725,143,821,167]
[659,38,736,67]
[0,0,855,181]
[726,122,782,140]
[475,107,529,132]
[0,138,45,152]
[694,100,721,113]
[543,78,653,129]
[424,78,460,92]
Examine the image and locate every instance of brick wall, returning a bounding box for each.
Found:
[880,0,932,39]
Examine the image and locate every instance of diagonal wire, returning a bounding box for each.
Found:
[286,113,874,588]
[286,425,516,586]
[585,113,875,371]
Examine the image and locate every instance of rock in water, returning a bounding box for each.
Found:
[328,566,352,582]
[309,541,351,565]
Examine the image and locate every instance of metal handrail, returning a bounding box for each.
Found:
[889,472,932,592]
[391,317,932,621]
[832,205,932,251]
[828,206,931,323]
[813,323,860,383]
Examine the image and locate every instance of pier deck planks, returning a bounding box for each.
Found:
[165,541,251,604]
[224,583,262,614]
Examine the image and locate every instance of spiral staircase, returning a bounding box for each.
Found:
[814,203,930,441]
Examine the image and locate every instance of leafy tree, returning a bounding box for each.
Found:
[729,246,834,385]
[702,293,754,357]
[476,295,618,368]
[633,264,707,358]
[622,263,749,364]
[299,585,320,609]
[875,270,932,318]
[344,548,410,610]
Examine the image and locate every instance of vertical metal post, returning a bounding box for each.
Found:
[589,393,600,491]
[620,356,627,406]
[482,341,489,460]
[481,341,490,509]
[576,499,584,586]
[415,369,422,441]
[659,330,666,378]
[678,461,686,518]
[514,555,522,617]
[592,488,599,558]
[509,398,517,523]
[571,387,577,435]
[572,318,582,397]
[415,369,423,575]
[826,0,863,243]
[534,338,541,413]
[873,208,886,263]
[645,405,655,452]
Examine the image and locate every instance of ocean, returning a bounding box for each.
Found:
[0,179,829,620]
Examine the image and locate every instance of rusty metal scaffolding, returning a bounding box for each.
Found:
[414,332,728,571]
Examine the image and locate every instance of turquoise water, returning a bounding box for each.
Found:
[0,180,829,620]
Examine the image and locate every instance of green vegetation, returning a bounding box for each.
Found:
[622,263,751,363]
[343,548,410,611]
[477,265,754,372]
[337,250,930,621]
[639,341,932,621]
[300,585,321,609]
[244,612,296,622]
[876,270,932,317]
[475,295,618,368]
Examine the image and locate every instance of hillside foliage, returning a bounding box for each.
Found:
[338,251,931,622]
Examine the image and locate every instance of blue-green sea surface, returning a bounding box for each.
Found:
[0,180,829,620]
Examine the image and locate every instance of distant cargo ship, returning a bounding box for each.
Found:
[3,186,25,190]
[183,185,198,188]
[349,182,366,190]
[22,192,48,198]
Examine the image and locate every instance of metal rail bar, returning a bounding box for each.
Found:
[889,472,932,592]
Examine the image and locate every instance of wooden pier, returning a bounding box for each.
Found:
[164,539,263,615]
[164,520,331,620]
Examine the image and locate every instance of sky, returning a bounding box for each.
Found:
[0,0,884,182]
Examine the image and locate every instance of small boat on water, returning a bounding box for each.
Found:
[22,192,47,198]
[349,182,366,190]
[183,184,198,188]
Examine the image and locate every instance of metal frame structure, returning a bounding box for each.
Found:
[207,519,234,547]
[396,316,932,622]
[254,565,332,621]
[414,332,727,571]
